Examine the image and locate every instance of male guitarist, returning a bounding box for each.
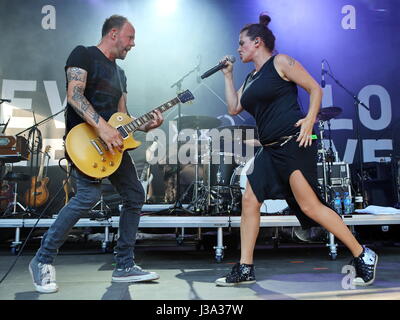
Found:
[29,15,163,293]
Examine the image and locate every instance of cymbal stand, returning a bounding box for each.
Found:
[324,68,369,206]
[158,69,196,215]
[193,130,200,211]
[318,120,339,260]
[318,120,332,203]
[192,130,212,213]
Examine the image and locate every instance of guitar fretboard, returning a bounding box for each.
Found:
[121,97,180,133]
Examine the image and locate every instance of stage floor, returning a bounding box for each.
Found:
[0,241,399,300]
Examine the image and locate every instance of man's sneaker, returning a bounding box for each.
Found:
[29,257,58,294]
[215,263,256,287]
[111,264,160,283]
[352,246,378,286]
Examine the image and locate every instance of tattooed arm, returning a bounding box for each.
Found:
[66,67,100,126]
[66,67,123,154]
[274,54,323,147]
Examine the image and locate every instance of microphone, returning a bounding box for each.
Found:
[0,98,11,103]
[321,60,326,88]
[2,117,10,134]
[201,55,236,79]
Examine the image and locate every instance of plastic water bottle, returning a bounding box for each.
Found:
[343,192,353,214]
[333,192,343,215]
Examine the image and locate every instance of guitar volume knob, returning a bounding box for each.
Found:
[92,163,98,168]
[109,161,114,166]
[101,166,106,172]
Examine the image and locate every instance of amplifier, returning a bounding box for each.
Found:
[0,135,30,162]
[317,162,352,197]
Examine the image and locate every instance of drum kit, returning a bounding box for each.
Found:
[158,106,343,217]
[173,115,290,215]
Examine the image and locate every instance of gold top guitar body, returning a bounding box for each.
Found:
[65,90,194,179]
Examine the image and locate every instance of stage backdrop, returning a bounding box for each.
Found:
[0,0,399,208]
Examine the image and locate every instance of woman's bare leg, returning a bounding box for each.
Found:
[240,181,263,264]
[289,170,363,257]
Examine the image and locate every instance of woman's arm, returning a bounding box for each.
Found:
[221,58,244,116]
[274,54,323,147]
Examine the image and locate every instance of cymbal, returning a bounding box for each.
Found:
[178,115,221,129]
[317,106,342,122]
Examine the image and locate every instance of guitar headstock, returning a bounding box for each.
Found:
[44,145,51,154]
[177,90,195,104]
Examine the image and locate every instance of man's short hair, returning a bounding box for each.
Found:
[101,15,128,37]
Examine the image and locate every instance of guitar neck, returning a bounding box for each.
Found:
[37,153,46,181]
[121,97,180,134]
[37,147,50,181]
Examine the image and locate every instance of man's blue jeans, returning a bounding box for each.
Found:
[35,152,145,269]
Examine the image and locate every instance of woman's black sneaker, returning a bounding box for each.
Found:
[352,246,378,286]
[215,263,256,286]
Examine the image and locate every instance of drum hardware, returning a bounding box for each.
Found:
[2,172,30,217]
[293,226,328,243]
[394,157,400,208]
[169,116,221,214]
[89,193,111,221]
[179,115,222,131]
[229,159,289,215]
[198,124,258,215]
[317,116,337,204]
[316,106,342,122]
[323,67,369,208]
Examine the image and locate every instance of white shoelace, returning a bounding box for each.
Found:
[125,264,143,272]
[39,264,56,285]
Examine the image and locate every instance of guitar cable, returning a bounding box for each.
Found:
[0,160,73,286]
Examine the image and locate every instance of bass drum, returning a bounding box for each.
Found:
[230,157,289,214]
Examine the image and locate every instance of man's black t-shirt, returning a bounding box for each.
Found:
[64,45,127,134]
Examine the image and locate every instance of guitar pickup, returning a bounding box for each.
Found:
[117,126,129,139]
[90,139,105,155]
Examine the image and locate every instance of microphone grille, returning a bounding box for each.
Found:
[227,55,236,63]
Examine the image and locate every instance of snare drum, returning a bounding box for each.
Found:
[210,152,237,186]
[230,157,288,214]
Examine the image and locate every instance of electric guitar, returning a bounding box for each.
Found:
[65,90,194,179]
[25,145,51,207]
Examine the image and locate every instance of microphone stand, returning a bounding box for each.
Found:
[157,66,198,215]
[16,108,65,136]
[324,69,369,206]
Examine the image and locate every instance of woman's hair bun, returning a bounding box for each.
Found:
[259,13,271,26]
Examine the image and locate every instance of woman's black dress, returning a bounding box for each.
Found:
[240,55,325,229]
